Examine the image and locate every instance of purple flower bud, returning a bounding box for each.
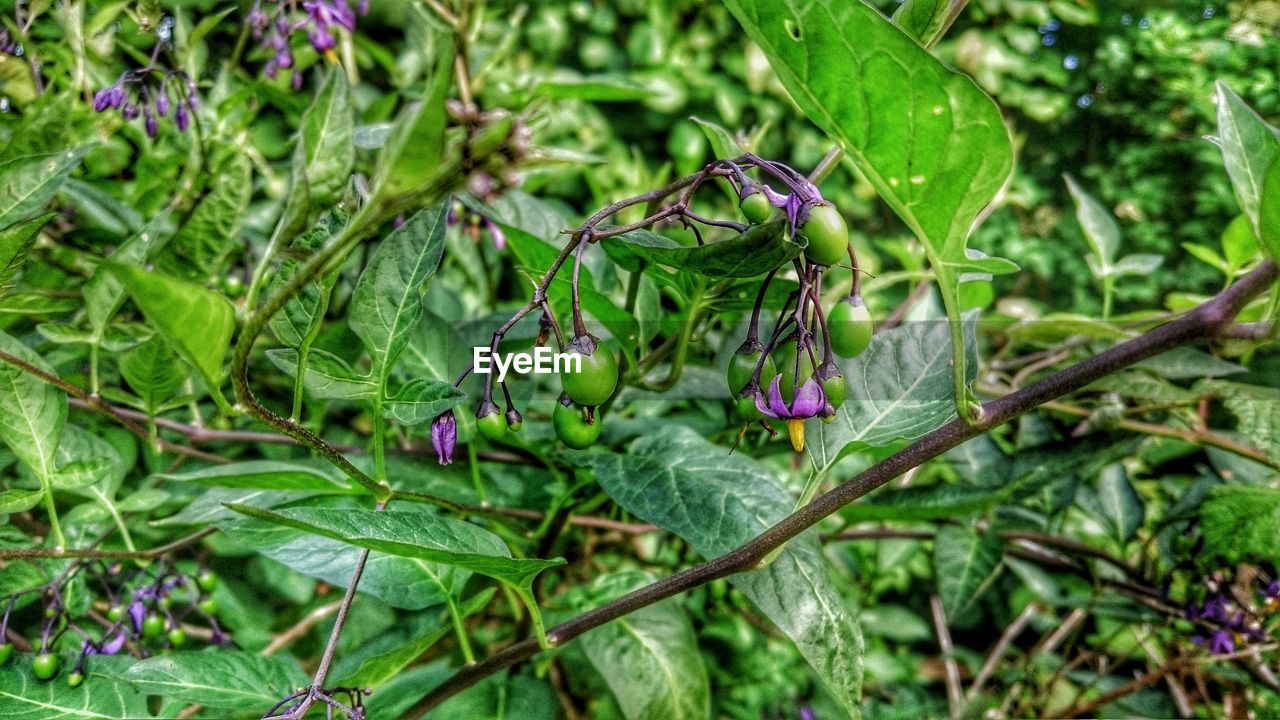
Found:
[101,631,127,655]
[431,412,457,466]
[393,215,406,229]
[145,111,158,139]
[175,104,190,132]
[1208,629,1234,655]
[358,0,370,14]
[155,90,169,117]
[122,103,140,121]
[93,87,114,112]
[800,708,817,720]
[292,72,304,91]
[128,600,146,632]
[485,218,507,250]
[308,27,336,52]
[276,48,293,69]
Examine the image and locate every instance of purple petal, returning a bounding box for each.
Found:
[431,412,456,466]
[1208,630,1234,655]
[101,631,126,655]
[175,105,190,132]
[764,375,789,418]
[128,600,145,632]
[790,378,826,418]
[762,185,790,209]
[485,218,506,250]
[308,26,336,52]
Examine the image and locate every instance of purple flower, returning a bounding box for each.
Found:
[304,0,358,32]
[800,708,817,720]
[144,110,159,139]
[101,631,126,655]
[485,218,507,250]
[175,104,190,132]
[1208,630,1234,655]
[93,85,125,112]
[155,90,169,117]
[755,375,826,452]
[127,600,146,632]
[307,26,336,53]
[80,640,98,656]
[431,412,457,466]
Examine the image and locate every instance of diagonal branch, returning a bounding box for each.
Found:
[400,259,1279,719]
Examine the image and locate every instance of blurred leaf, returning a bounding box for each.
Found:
[1199,380,1280,460]
[1136,348,1244,380]
[0,146,91,228]
[1065,174,1119,276]
[603,221,802,278]
[1110,253,1163,277]
[573,571,710,720]
[1200,485,1280,564]
[112,652,307,708]
[535,74,659,101]
[0,213,52,294]
[0,488,42,513]
[1078,464,1144,545]
[0,330,65,481]
[691,116,745,159]
[892,0,963,47]
[83,216,170,337]
[60,178,144,236]
[590,426,863,718]
[152,149,252,282]
[159,460,357,493]
[349,203,448,377]
[105,261,235,391]
[1261,155,1280,262]
[374,39,452,199]
[1215,81,1280,247]
[384,378,466,426]
[933,525,1003,617]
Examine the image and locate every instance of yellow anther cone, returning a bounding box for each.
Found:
[787,418,805,453]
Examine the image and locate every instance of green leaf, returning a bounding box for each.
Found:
[104,261,235,391]
[1078,463,1144,545]
[892,0,963,47]
[0,212,52,294]
[159,460,357,493]
[1064,174,1120,276]
[691,116,746,159]
[590,426,863,717]
[119,336,186,415]
[112,652,307,708]
[268,210,346,348]
[52,424,123,491]
[349,203,448,376]
[603,221,803,278]
[724,0,1010,416]
[83,217,170,337]
[1200,380,1280,461]
[0,330,64,481]
[60,178,144,236]
[151,149,252,282]
[384,378,466,426]
[573,571,710,720]
[534,74,659,101]
[266,347,377,401]
[1215,81,1280,244]
[812,312,978,468]
[0,487,42,513]
[374,40,452,199]
[1200,485,1280,564]
[226,505,564,589]
[0,146,91,228]
[331,588,495,688]
[1260,155,1280,262]
[933,525,1003,617]
[0,658,151,719]
[277,70,354,239]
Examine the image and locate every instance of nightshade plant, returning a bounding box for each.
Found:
[0,1,1278,719]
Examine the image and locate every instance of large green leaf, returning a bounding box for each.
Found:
[812,313,978,468]
[152,149,252,282]
[1260,158,1280,263]
[384,377,467,426]
[0,213,52,294]
[573,571,710,720]
[83,216,170,337]
[933,525,1003,617]
[277,70,354,239]
[590,426,863,718]
[724,0,1011,412]
[349,203,448,376]
[104,261,235,390]
[1215,81,1280,251]
[158,460,357,493]
[602,221,802,278]
[111,652,307,708]
[0,658,150,719]
[0,330,65,481]
[0,146,91,228]
[267,210,346,349]
[1200,485,1280,564]
[1199,380,1280,461]
[226,505,564,589]
[374,40,452,200]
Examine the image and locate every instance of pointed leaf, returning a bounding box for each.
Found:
[1216,81,1280,242]
[1065,174,1120,274]
[374,41,452,199]
[266,347,377,400]
[603,221,802,278]
[159,460,358,493]
[384,378,466,426]
[0,212,52,293]
[111,652,307,708]
[119,336,186,414]
[0,146,91,228]
[0,330,64,481]
[933,525,1003,617]
[0,658,151,719]
[152,150,252,282]
[278,70,354,238]
[104,262,235,390]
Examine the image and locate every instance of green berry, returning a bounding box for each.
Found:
[32,653,58,681]
[728,346,777,396]
[828,296,873,358]
[167,628,187,647]
[554,396,603,449]
[561,337,618,407]
[67,671,84,688]
[0,643,13,665]
[142,614,165,640]
[799,203,849,267]
[106,605,124,623]
[740,192,773,224]
[195,570,217,593]
[198,598,218,616]
[476,410,506,442]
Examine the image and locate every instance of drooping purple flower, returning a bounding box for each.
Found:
[175,104,190,132]
[307,26,337,53]
[431,412,457,466]
[800,708,817,720]
[304,0,358,32]
[1208,629,1234,655]
[485,218,507,250]
[93,85,125,112]
[127,600,146,633]
[155,89,170,117]
[755,375,826,452]
[144,109,159,139]
[101,631,127,655]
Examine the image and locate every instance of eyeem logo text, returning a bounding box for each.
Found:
[473,347,581,382]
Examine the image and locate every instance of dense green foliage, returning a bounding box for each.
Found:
[0,1,1278,719]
